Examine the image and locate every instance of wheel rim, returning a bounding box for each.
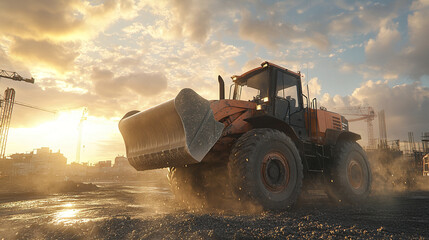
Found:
[347,159,364,189]
[261,152,290,192]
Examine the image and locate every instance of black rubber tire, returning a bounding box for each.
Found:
[167,165,207,207]
[326,141,372,204]
[167,163,230,209]
[228,128,303,210]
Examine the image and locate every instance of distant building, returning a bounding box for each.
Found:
[67,162,89,178]
[94,160,112,174]
[0,149,140,180]
[95,160,111,168]
[3,147,67,176]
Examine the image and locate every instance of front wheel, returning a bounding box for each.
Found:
[167,163,231,209]
[326,141,372,204]
[228,128,303,210]
[167,166,207,208]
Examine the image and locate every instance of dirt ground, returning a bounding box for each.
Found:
[1,176,428,240]
[11,194,429,239]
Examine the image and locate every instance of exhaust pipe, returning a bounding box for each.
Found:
[218,75,225,100]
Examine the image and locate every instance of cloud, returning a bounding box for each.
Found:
[307,77,321,97]
[0,0,139,72]
[142,0,218,42]
[0,0,137,41]
[241,57,265,72]
[402,2,429,78]
[0,48,31,77]
[118,72,168,96]
[328,1,408,36]
[91,67,168,98]
[321,80,429,142]
[238,11,330,50]
[10,38,80,72]
[363,2,429,79]
[365,25,401,65]
[0,0,83,41]
[339,63,354,73]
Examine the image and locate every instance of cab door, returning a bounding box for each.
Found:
[274,70,307,138]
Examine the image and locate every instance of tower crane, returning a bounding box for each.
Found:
[334,106,376,148]
[0,69,35,158]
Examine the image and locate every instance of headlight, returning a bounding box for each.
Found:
[256,105,262,110]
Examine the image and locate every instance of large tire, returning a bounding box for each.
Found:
[326,141,372,204]
[167,166,206,208]
[167,163,231,208]
[228,128,303,210]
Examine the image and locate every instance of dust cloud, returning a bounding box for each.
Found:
[368,150,429,194]
[0,175,97,194]
[160,164,264,215]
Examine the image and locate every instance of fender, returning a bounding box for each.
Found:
[244,115,301,145]
[324,129,361,146]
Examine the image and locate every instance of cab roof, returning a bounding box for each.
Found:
[231,61,301,84]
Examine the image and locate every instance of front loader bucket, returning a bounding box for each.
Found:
[119,88,224,171]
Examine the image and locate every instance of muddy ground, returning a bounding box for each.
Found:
[1,174,429,239]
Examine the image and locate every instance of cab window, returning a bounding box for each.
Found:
[276,71,298,108]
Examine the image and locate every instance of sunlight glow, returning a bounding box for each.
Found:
[54,209,80,224]
[6,109,125,164]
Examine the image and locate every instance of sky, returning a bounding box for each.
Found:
[0,0,428,164]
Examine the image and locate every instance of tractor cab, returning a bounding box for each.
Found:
[230,61,308,139]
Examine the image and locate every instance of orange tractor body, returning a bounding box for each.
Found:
[119,62,371,209]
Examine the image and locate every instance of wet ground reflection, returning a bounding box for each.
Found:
[0,180,176,235]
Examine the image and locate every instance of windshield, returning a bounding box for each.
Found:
[234,70,269,101]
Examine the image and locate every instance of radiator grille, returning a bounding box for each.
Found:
[332,116,341,130]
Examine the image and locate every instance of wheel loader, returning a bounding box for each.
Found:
[119,61,372,209]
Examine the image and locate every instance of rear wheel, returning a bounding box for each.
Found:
[228,128,303,210]
[326,141,372,204]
